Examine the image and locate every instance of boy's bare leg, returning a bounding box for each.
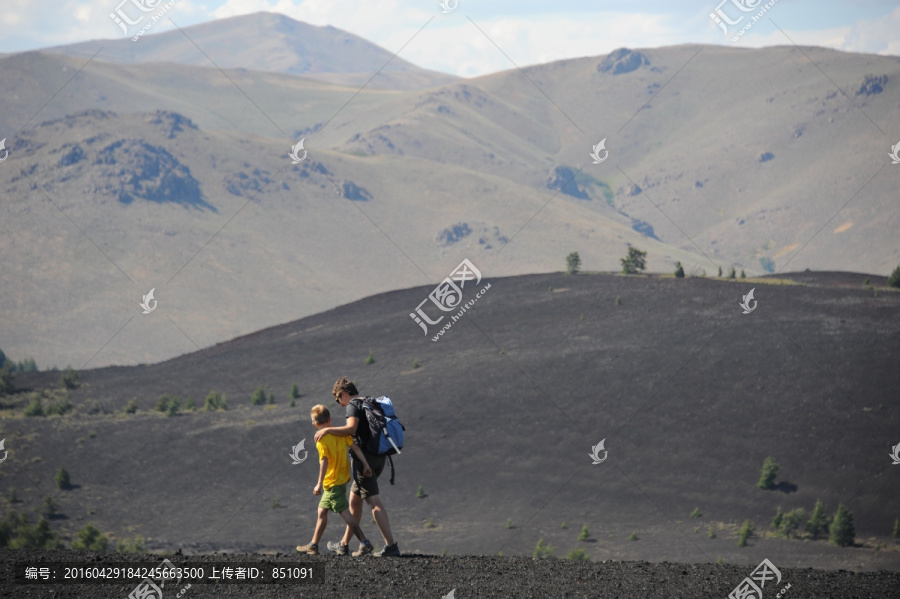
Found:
[338,509,367,543]
[341,492,363,546]
[365,495,394,546]
[311,507,328,545]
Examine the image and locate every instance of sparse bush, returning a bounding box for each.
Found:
[620,247,647,275]
[41,496,58,519]
[740,270,746,278]
[674,262,685,278]
[271,495,282,509]
[829,503,855,547]
[560,522,567,529]
[25,397,44,417]
[863,277,870,286]
[71,523,109,551]
[59,367,79,389]
[7,515,62,549]
[708,525,716,539]
[365,351,375,365]
[565,548,589,561]
[116,534,146,553]
[251,387,267,406]
[806,500,829,540]
[690,507,702,518]
[778,508,806,538]
[887,266,900,288]
[290,383,300,399]
[578,524,589,541]
[155,395,174,412]
[165,398,180,417]
[124,399,138,414]
[183,397,195,412]
[566,251,581,275]
[204,391,227,411]
[533,537,555,558]
[757,456,779,490]
[412,359,420,369]
[693,526,700,533]
[424,518,435,529]
[737,520,754,547]
[8,488,19,503]
[615,296,621,305]
[628,530,638,541]
[45,395,73,416]
[289,397,295,407]
[416,485,425,499]
[505,518,513,529]
[771,506,784,530]
[55,466,71,490]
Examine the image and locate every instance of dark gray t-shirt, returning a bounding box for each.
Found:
[346,398,370,449]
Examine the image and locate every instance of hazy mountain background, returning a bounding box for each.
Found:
[0,12,898,370]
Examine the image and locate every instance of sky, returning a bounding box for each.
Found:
[1,0,899,77]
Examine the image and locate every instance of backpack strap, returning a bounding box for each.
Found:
[388,454,395,486]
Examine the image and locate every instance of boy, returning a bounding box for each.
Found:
[296,404,375,556]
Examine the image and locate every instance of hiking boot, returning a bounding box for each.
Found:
[295,543,319,555]
[327,541,349,556]
[351,540,374,557]
[374,542,401,557]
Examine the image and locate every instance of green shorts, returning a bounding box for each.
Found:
[319,483,349,513]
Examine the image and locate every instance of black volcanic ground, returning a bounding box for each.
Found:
[2,271,899,587]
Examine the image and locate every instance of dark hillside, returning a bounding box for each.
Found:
[2,271,899,572]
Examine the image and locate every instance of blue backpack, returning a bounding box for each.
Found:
[353,396,405,484]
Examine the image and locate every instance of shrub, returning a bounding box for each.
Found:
[8,488,18,503]
[25,397,44,417]
[505,518,513,529]
[674,262,685,278]
[737,520,755,547]
[204,391,226,411]
[7,516,61,549]
[560,522,567,529]
[708,526,716,539]
[533,537,555,558]
[615,296,621,305]
[0,364,14,396]
[124,399,138,414]
[566,251,581,275]
[412,359,420,369]
[887,266,900,288]
[55,466,71,490]
[728,267,736,279]
[290,383,300,399]
[183,397,195,412]
[778,508,806,538]
[251,387,267,406]
[620,247,647,275]
[416,485,425,499]
[717,266,723,277]
[806,500,829,540]
[565,548,589,561]
[271,495,282,509]
[578,524,589,541]
[424,518,435,529]
[628,530,638,541]
[165,398,180,417]
[757,456,779,490]
[829,504,855,547]
[59,367,79,389]
[289,397,295,407]
[71,523,109,551]
[45,395,73,416]
[690,507,702,518]
[155,395,174,412]
[116,535,146,553]
[740,270,746,278]
[863,277,870,286]
[365,351,375,365]
[41,496,58,519]
[771,506,784,530]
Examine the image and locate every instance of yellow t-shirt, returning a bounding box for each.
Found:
[315,434,353,489]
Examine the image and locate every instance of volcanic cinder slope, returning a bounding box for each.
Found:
[1,13,899,368]
[2,271,899,574]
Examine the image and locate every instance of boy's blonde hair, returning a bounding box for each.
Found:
[311,404,331,425]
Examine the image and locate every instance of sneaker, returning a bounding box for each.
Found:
[374,542,401,557]
[351,540,374,557]
[327,541,349,556]
[295,543,319,555]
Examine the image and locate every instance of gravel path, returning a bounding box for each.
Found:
[3,550,899,598]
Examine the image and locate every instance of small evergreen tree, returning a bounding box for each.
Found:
[365,351,376,365]
[757,456,779,490]
[805,500,829,540]
[533,537,555,558]
[41,496,58,519]
[674,262,685,278]
[620,247,647,274]
[124,399,138,414]
[829,503,855,547]
[740,270,746,279]
[165,398,180,417]
[116,535,146,553]
[566,548,589,560]
[251,387,267,406]
[566,251,581,275]
[416,485,425,499]
[737,520,755,547]
[0,364,14,396]
[290,383,300,399]
[771,506,784,530]
[55,466,71,490]
[779,508,806,538]
[204,390,226,411]
[24,397,44,417]
[59,367,79,389]
[728,267,736,279]
[8,488,18,503]
[183,397,195,411]
[717,266,723,277]
[71,523,109,551]
[887,266,900,288]
[578,524,590,541]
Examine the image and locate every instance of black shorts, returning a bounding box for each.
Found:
[350,449,385,499]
